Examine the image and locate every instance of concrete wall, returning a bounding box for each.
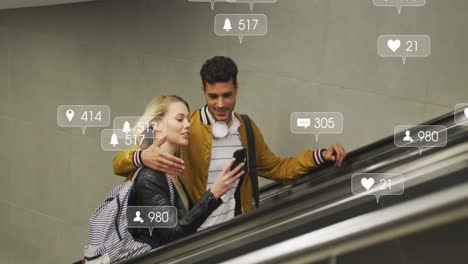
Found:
[0,0,467,262]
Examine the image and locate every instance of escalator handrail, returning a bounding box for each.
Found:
[222,182,468,264]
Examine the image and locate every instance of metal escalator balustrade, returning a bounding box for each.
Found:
[222,181,468,264]
[120,110,468,264]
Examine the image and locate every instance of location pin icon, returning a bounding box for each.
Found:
[66,109,74,122]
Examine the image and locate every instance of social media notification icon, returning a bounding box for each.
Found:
[66,109,74,122]
[291,112,343,142]
[351,173,405,203]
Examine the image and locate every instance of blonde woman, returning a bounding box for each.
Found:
[128,96,244,248]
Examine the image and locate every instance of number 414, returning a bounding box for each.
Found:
[81,111,102,122]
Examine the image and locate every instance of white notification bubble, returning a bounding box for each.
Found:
[454,103,468,125]
[101,117,167,151]
[394,125,447,155]
[290,112,344,142]
[378,35,431,64]
[226,0,277,11]
[188,0,228,10]
[351,173,405,203]
[188,0,216,10]
[373,0,426,15]
[113,116,166,138]
[188,0,277,10]
[57,105,110,134]
[215,14,267,44]
[127,206,177,236]
[101,129,154,151]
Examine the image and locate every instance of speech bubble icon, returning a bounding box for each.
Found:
[57,105,111,134]
[226,0,277,11]
[352,173,405,203]
[111,117,167,158]
[214,14,268,44]
[187,0,218,10]
[373,0,426,15]
[113,116,167,141]
[290,112,344,142]
[297,118,311,129]
[127,206,177,237]
[378,35,431,64]
[394,125,447,155]
[101,129,143,151]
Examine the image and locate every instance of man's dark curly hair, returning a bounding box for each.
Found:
[200,56,238,88]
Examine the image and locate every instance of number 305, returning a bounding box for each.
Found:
[314,117,335,129]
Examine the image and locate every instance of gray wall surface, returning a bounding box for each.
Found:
[0,0,467,262]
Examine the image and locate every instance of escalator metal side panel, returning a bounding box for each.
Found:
[222,182,468,264]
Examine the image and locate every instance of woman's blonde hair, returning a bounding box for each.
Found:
[134,95,189,149]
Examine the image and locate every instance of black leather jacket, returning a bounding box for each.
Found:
[128,167,222,248]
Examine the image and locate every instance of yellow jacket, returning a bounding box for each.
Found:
[112,109,322,213]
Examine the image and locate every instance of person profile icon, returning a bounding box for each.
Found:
[133,211,144,223]
[403,130,414,143]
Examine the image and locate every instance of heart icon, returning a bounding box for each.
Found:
[464,107,468,118]
[387,39,401,53]
[361,178,375,191]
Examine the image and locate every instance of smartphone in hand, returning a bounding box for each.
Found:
[231,149,246,171]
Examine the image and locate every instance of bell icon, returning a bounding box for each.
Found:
[122,121,131,134]
[110,133,119,147]
[223,18,232,32]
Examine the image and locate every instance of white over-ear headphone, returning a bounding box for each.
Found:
[202,105,231,139]
[212,121,229,139]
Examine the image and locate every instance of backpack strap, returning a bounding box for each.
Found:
[241,114,259,209]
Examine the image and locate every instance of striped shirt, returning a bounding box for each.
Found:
[198,106,243,230]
